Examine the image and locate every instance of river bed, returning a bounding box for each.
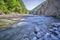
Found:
[0,15,60,40]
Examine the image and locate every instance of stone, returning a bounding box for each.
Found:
[44,33,59,40]
[57,34,60,39]
[36,32,44,38]
[31,37,37,40]
[28,32,36,39]
[23,38,29,40]
[52,23,60,28]
[34,26,40,32]
[44,33,52,40]
[49,28,58,32]
[32,0,60,18]
[51,34,59,40]
[38,38,43,40]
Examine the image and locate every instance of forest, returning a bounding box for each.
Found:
[0,0,28,14]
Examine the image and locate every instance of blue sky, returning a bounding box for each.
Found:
[22,0,45,10]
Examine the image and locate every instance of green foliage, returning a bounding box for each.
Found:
[0,0,28,14]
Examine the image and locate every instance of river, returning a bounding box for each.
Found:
[0,15,60,40]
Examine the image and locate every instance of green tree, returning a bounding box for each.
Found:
[0,0,28,14]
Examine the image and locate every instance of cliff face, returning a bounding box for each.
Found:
[33,0,60,18]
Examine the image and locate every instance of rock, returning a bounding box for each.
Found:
[44,33,52,40]
[23,38,29,40]
[36,32,44,38]
[51,34,59,40]
[32,0,60,18]
[31,37,37,40]
[58,27,60,32]
[52,23,60,28]
[34,26,40,32]
[49,28,58,32]
[44,33,59,40]
[38,38,43,40]
[57,34,60,39]
[51,31,59,36]
[28,32,36,39]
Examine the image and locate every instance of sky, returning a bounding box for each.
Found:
[22,0,45,10]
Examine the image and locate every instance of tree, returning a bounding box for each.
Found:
[0,0,28,14]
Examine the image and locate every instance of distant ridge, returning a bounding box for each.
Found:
[29,1,46,14]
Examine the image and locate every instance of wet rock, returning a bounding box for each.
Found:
[51,34,59,40]
[22,38,29,40]
[31,37,37,40]
[44,33,52,40]
[36,32,44,38]
[34,26,40,33]
[28,32,36,40]
[52,23,60,28]
[49,28,58,32]
[44,33,59,40]
[38,38,43,40]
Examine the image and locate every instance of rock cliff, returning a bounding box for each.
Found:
[32,0,60,18]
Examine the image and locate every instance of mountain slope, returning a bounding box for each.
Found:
[0,0,28,14]
[30,1,46,15]
[32,0,60,18]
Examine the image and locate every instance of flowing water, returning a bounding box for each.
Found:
[0,15,60,40]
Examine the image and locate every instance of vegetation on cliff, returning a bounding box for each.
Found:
[0,0,28,14]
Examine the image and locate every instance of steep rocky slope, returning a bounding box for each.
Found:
[32,0,60,18]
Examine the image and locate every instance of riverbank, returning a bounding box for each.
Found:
[0,14,28,28]
[0,14,60,28]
